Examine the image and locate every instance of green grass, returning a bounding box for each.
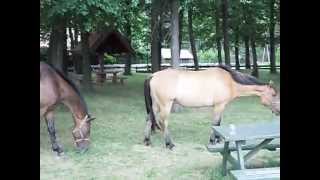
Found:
[40,70,280,180]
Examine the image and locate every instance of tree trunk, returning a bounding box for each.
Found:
[244,36,251,69]
[81,31,93,91]
[124,0,132,75]
[68,27,76,73]
[68,27,75,49]
[251,36,258,77]
[170,0,180,69]
[73,26,82,74]
[179,7,184,53]
[214,0,222,64]
[234,32,240,70]
[269,0,277,73]
[150,0,161,72]
[48,21,65,72]
[221,0,230,66]
[62,27,69,75]
[188,6,199,71]
[158,13,163,70]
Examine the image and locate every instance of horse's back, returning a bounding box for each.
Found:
[150,68,235,107]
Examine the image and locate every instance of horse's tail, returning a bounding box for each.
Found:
[144,77,159,131]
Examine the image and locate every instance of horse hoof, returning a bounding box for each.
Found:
[57,151,65,156]
[166,143,175,150]
[144,138,151,146]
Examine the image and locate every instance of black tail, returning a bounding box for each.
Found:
[144,77,159,131]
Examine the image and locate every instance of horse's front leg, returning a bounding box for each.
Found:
[45,111,64,156]
[209,103,227,145]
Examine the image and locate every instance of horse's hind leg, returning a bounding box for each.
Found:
[143,114,153,146]
[144,103,160,146]
[45,111,64,156]
[209,103,227,145]
[160,101,175,149]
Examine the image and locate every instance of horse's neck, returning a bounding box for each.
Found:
[61,87,87,122]
[235,84,265,97]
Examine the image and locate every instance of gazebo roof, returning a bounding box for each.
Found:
[72,29,135,55]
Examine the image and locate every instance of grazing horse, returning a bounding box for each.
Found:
[40,62,95,156]
[143,65,280,149]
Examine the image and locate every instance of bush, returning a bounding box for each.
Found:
[104,54,117,64]
[198,49,218,63]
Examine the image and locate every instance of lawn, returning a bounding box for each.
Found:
[40,70,280,180]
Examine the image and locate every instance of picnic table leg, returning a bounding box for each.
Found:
[222,141,230,176]
[236,140,246,170]
[244,138,274,162]
[112,73,117,84]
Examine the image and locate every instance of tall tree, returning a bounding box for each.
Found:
[62,27,69,75]
[251,35,258,77]
[48,20,65,73]
[230,0,241,70]
[234,32,240,70]
[269,0,277,73]
[124,0,132,75]
[179,7,184,53]
[171,0,180,68]
[80,31,93,91]
[188,5,199,70]
[151,0,162,72]
[214,0,222,64]
[221,0,230,65]
[244,36,251,69]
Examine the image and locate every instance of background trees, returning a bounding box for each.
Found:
[40,0,280,85]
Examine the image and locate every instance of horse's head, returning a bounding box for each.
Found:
[72,114,95,153]
[259,80,280,116]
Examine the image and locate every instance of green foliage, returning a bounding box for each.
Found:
[198,49,219,63]
[40,0,280,66]
[104,54,117,64]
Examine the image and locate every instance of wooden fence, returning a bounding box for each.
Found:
[68,63,280,73]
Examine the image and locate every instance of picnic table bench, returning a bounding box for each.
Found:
[207,121,280,179]
[230,167,280,180]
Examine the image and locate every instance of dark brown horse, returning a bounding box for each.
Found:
[40,62,95,155]
[144,65,280,149]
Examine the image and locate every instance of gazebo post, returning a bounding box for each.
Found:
[98,53,104,73]
[96,53,106,84]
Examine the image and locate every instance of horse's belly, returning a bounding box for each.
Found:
[175,87,215,107]
[175,81,231,107]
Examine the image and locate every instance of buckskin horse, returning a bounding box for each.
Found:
[40,62,95,156]
[143,65,280,149]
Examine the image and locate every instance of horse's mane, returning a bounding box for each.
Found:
[45,62,89,114]
[217,65,267,86]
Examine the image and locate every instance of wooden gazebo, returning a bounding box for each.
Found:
[72,29,135,82]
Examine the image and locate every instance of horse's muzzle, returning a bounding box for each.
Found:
[75,140,90,153]
[76,146,89,154]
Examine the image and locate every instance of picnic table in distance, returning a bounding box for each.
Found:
[95,69,125,84]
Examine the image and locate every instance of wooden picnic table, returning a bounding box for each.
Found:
[105,69,123,84]
[207,121,280,176]
[94,69,124,84]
